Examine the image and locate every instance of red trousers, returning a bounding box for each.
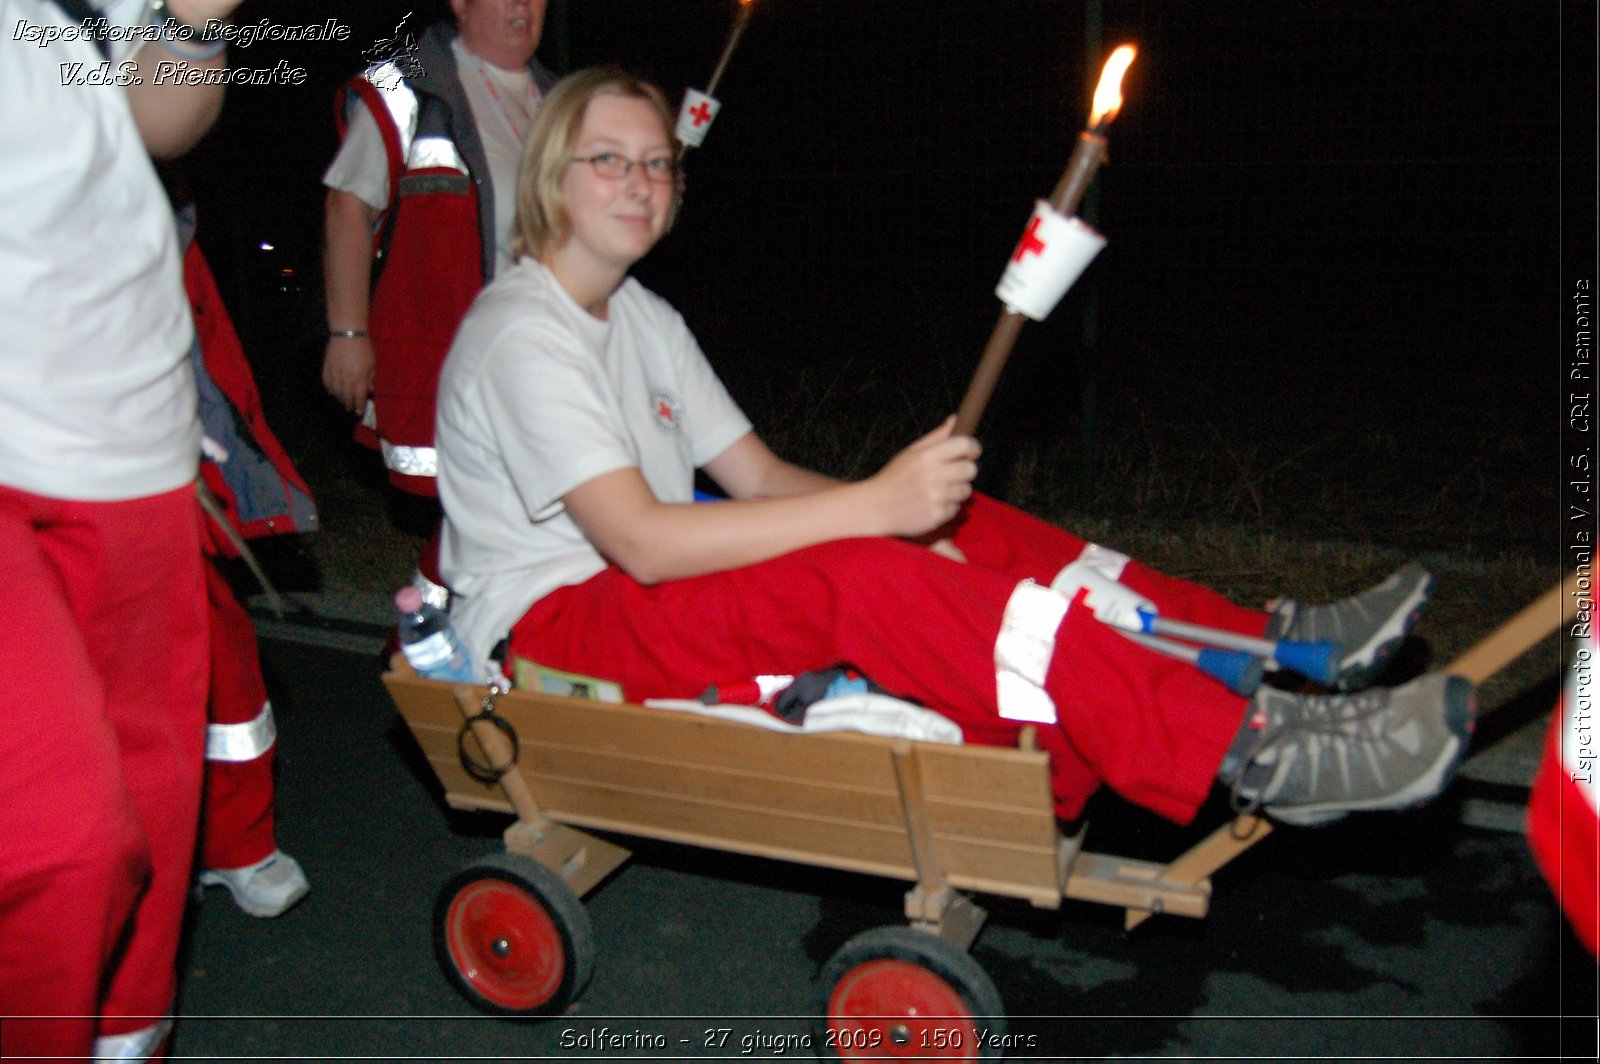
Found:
[201,559,277,872]
[0,483,207,1059]
[1527,638,1598,956]
[510,493,1268,823]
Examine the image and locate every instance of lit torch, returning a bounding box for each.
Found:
[676,0,759,161]
[952,44,1137,437]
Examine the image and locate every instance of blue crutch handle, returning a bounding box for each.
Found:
[1271,639,1342,686]
[1195,648,1266,696]
[1138,609,1342,686]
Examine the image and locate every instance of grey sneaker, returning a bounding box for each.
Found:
[1266,562,1432,689]
[1227,672,1475,826]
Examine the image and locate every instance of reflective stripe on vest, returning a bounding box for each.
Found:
[382,439,438,479]
[994,579,1068,725]
[206,701,277,763]
[365,62,421,158]
[409,133,468,174]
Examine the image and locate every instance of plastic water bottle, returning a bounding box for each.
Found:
[394,586,477,682]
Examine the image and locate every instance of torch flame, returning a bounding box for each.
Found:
[1089,44,1137,130]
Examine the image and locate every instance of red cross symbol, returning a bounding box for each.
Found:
[689,101,713,127]
[656,398,676,424]
[1012,216,1047,263]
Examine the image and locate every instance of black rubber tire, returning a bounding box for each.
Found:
[815,925,1007,1061]
[433,851,596,1016]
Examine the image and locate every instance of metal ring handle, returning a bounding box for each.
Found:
[456,690,520,784]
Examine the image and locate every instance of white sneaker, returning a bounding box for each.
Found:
[199,849,310,918]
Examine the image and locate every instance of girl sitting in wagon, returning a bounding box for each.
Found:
[434,67,1473,829]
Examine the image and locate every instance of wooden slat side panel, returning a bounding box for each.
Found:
[540,780,1062,900]
[399,718,516,810]
[922,795,1060,851]
[386,672,1066,901]
[518,743,906,827]
[384,677,464,729]
[538,776,914,868]
[508,704,903,784]
[443,793,515,814]
[915,744,1056,810]
[408,746,1063,900]
[492,734,1058,851]
[524,763,1062,880]
[427,755,516,812]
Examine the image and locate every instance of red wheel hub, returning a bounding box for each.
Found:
[443,878,564,1010]
[828,958,979,1059]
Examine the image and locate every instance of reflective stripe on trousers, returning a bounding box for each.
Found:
[205,701,276,763]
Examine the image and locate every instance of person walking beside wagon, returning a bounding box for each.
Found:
[177,204,316,920]
[0,1,247,1058]
[321,0,556,609]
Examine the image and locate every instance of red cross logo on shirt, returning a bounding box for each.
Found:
[1012,216,1047,263]
[651,389,684,436]
[689,101,713,127]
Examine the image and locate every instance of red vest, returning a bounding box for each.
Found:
[342,78,481,496]
[334,29,554,496]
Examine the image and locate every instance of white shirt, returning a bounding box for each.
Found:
[0,0,199,500]
[322,38,536,277]
[437,259,753,666]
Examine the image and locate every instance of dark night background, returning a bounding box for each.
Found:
[183,0,1593,559]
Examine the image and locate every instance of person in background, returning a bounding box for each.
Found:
[434,67,1474,840]
[176,203,317,919]
[1527,628,1598,957]
[321,0,555,610]
[0,1,246,1059]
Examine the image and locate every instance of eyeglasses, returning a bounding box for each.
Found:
[570,152,679,184]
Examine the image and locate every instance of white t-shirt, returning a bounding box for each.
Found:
[0,0,198,501]
[322,38,536,276]
[437,259,753,666]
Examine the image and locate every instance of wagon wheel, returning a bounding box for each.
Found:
[816,926,1006,1061]
[433,852,595,1016]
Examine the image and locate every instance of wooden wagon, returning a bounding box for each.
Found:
[381,573,1576,1060]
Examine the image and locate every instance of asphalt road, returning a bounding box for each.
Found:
[166,629,1598,1062]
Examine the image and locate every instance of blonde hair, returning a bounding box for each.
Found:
[512,67,678,263]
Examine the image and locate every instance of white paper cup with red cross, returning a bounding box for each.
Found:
[676,88,722,147]
[995,201,1107,321]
